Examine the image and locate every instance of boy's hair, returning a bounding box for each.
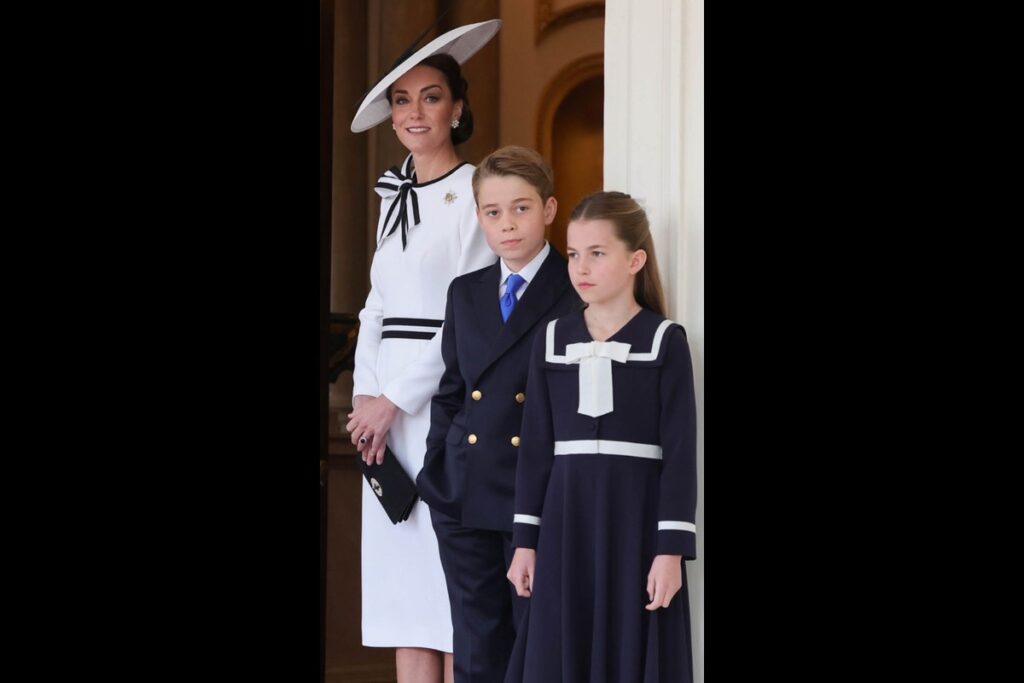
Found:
[472,145,554,203]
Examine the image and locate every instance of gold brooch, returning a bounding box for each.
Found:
[444,190,457,205]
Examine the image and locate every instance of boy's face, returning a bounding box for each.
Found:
[476,175,557,272]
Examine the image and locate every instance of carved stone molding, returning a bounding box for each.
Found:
[535,0,605,44]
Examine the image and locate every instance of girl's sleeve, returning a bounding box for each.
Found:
[511,325,557,549]
[655,325,698,559]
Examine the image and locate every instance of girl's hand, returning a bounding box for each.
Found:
[645,554,683,610]
[507,548,537,598]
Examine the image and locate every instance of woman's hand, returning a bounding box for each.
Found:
[507,548,537,598]
[346,394,399,464]
[645,555,683,610]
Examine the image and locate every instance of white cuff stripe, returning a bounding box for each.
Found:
[658,521,697,533]
[514,514,541,526]
[554,439,662,460]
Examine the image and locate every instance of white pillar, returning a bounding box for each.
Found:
[606,1,704,680]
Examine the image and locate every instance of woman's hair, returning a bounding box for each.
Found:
[569,191,666,316]
[386,53,473,146]
[472,146,554,203]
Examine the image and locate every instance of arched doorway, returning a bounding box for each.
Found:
[550,77,603,255]
[537,55,604,256]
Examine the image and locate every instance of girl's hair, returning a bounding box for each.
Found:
[569,191,666,316]
[386,53,474,146]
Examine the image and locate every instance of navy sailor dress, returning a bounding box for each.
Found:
[505,308,697,683]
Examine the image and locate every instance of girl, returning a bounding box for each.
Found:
[505,191,697,682]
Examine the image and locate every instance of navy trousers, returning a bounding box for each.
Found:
[430,508,528,683]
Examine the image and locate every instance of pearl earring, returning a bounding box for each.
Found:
[392,123,396,131]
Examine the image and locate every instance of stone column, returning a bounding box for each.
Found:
[605,1,704,680]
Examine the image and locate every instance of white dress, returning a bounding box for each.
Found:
[353,155,495,650]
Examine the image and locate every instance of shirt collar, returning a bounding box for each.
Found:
[500,241,550,287]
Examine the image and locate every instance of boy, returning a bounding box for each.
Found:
[417,146,580,683]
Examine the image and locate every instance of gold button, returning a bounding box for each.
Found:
[515,392,526,404]
[468,434,478,445]
[472,390,483,401]
[511,436,520,447]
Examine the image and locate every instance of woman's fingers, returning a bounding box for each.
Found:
[355,431,371,451]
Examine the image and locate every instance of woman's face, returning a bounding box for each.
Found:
[389,65,461,157]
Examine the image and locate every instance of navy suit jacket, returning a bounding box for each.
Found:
[418,248,580,531]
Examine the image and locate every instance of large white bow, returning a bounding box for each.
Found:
[564,341,631,417]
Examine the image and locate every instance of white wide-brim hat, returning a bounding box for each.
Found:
[350,18,502,133]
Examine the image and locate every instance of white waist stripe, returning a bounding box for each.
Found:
[514,514,541,526]
[553,440,663,460]
[658,521,697,533]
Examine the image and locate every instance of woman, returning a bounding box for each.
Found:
[346,19,501,683]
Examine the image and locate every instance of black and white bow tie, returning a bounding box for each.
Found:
[374,160,420,250]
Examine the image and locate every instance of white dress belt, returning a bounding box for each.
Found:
[553,439,663,460]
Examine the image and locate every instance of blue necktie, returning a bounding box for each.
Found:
[500,274,526,322]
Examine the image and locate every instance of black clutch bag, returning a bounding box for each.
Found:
[360,446,418,524]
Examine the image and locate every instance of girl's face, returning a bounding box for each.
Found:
[389,65,461,157]
[566,218,646,307]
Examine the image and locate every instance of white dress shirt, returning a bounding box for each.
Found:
[499,241,551,302]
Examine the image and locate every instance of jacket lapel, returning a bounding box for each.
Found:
[469,249,571,385]
[469,261,504,351]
